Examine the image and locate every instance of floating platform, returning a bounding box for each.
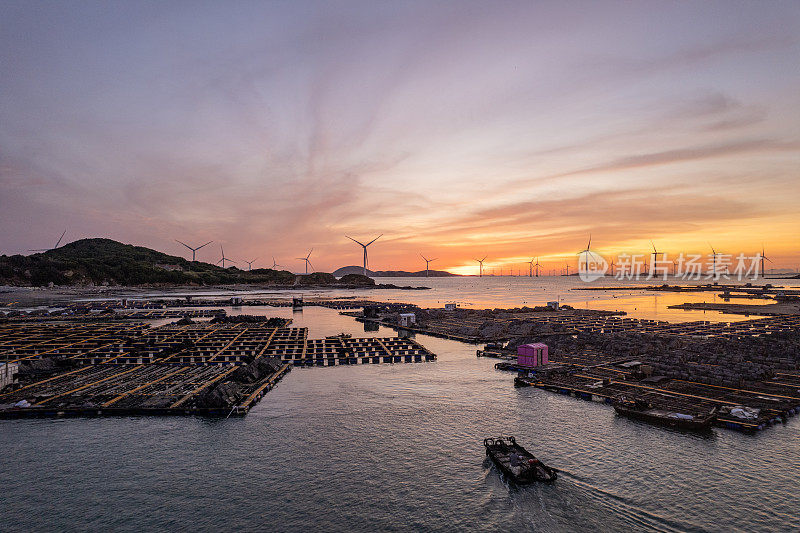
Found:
[351,307,800,342]
[513,364,800,434]
[0,322,437,419]
[0,362,291,418]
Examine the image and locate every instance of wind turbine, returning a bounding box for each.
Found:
[420,254,437,277]
[709,243,719,277]
[272,257,281,269]
[175,239,213,262]
[474,256,487,277]
[526,258,534,277]
[30,229,67,252]
[534,257,541,277]
[650,240,664,275]
[760,244,773,278]
[580,234,592,255]
[574,234,596,276]
[217,245,235,268]
[297,249,313,274]
[564,262,570,276]
[244,258,258,271]
[346,234,382,276]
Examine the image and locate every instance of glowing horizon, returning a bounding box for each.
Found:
[1,2,798,273]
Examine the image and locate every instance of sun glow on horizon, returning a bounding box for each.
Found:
[1,2,798,271]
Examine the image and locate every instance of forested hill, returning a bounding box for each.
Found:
[0,238,300,286]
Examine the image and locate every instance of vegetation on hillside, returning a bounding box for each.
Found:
[0,238,296,286]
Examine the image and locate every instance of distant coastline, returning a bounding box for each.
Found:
[332,266,458,277]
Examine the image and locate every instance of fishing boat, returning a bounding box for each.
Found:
[483,436,557,483]
[613,397,716,431]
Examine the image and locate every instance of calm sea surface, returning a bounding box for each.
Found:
[3,277,800,532]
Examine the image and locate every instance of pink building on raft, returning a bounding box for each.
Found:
[517,343,548,367]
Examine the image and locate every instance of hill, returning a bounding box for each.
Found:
[332,265,458,277]
[0,238,296,286]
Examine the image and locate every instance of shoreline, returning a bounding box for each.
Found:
[0,281,430,304]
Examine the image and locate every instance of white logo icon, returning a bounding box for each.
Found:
[578,250,608,282]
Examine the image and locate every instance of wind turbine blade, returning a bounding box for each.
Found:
[176,240,193,250]
[55,229,66,249]
[366,234,383,246]
[650,240,656,253]
[345,236,366,247]
[587,234,591,250]
[431,258,437,262]
[481,256,487,262]
[306,249,313,259]
[307,261,314,271]
[196,241,213,251]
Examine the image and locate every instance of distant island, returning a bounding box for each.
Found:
[332,266,458,277]
[0,239,426,289]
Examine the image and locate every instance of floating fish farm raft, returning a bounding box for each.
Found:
[351,305,800,342]
[4,307,227,322]
[0,320,436,419]
[513,358,800,434]
[573,282,800,297]
[0,297,392,321]
[351,305,800,434]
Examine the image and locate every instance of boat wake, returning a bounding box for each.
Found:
[556,470,708,533]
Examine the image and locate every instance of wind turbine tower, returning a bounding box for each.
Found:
[650,240,664,275]
[709,243,719,277]
[420,254,437,277]
[475,256,487,277]
[575,234,596,276]
[217,245,235,268]
[346,234,382,276]
[297,249,313,274]
[760,245,773,278]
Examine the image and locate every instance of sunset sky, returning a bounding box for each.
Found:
[1,1,798,274]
